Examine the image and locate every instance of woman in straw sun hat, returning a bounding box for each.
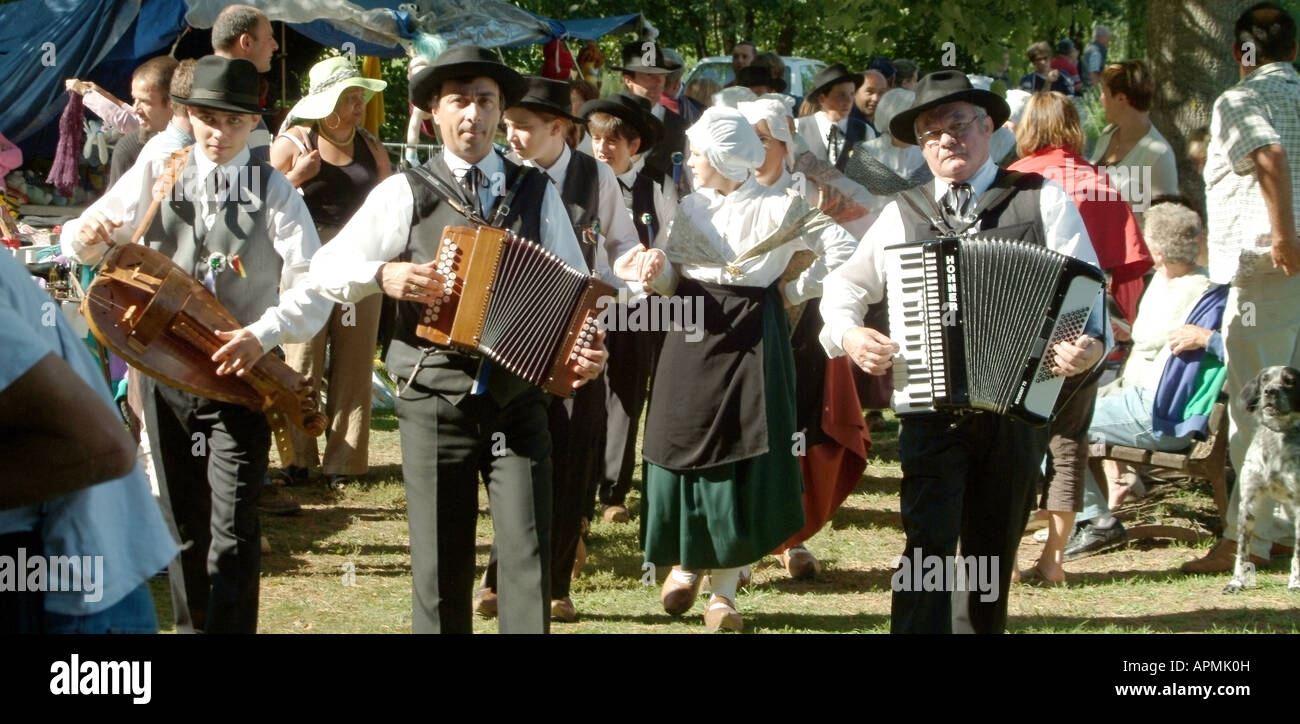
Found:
[270,55,392,491]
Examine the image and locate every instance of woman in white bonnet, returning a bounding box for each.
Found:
[736,96,870,583]
[635,106,855,632]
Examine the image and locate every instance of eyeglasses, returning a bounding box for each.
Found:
[916,112,986,148]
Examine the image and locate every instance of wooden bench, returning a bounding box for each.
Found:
[1086,401,1229,542]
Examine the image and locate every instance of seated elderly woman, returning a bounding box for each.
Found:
[1064,201,1225,561]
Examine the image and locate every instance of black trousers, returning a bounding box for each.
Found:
[395,387,552,634]
[149,382,269,634]
[892,412,1048,634]
[484,378,606,600]
[600,324,661,507]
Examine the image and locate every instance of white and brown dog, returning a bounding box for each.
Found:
[1224,366,1300,594]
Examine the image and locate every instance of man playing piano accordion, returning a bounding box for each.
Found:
[819,71,1107,634]
[310,47,657,634]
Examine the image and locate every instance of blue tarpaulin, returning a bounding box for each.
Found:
[0,0,141,143]
[1,0,642,147]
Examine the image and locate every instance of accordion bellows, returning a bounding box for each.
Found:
[415,225,614,398]
[885,237,1105,424]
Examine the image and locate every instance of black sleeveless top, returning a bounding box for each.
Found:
[295,128,381,227]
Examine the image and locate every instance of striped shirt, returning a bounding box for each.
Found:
[1204,61,1300,284]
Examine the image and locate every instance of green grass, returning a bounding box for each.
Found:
[150,408,1300,634]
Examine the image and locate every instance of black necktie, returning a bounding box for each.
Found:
[459,166,482,217]
[942,182,973,230]
[827,124,844,163]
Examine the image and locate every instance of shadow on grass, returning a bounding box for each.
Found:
[1009,607,1300,633]
[829,504,903,532]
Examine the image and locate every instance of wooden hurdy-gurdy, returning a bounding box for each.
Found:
[414,225,613,398]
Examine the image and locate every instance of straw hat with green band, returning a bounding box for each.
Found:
[286,56,386,123]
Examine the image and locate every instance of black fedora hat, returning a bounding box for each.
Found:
[807,63,863,100]
[609,40,675,75]
[172,55,261,114]
[888,69,1010,146]
[409,45,527,112]
[579,92,663,151]
[734,65,788,93]
[512,76,586,124]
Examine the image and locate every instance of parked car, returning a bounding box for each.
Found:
[682,56,827,102]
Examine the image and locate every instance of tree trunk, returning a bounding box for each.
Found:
[776,8,796,56]
[1147,0,1252,210]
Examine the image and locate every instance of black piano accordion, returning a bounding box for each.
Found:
[884,236,1104,424]
[414,224,614,398]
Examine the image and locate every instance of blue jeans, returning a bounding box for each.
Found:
[1078,385,1196,522]
[44,582,159,634]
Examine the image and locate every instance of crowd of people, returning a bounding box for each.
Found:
[3,1,1299,635]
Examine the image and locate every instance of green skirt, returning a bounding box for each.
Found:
[641,286,804,570]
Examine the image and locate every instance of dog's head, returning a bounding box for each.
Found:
[1241,366,1300,433]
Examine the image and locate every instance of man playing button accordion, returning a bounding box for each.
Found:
[310,46,660,634]
[819,71,1107,633]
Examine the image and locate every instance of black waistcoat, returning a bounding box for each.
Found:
[387,152,548,405]
[559,149,601,270]
[897,168,1047,243]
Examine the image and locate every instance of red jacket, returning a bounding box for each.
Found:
[1008,146,1152,322]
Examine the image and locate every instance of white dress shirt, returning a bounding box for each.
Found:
[525,144,641,287]
[819,157,1101,356]
[61,146,330,353]
[658,174,856,305]
[310,148,585,304]
[813,111,849,149]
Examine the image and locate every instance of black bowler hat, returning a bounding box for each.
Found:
[734,65,788,93]
[888,70,1010,146]
[610,40,676,75]
[171,55,261,113]
[513,76,586,124]
[409,45,527,112]
[579,92,663,151]
[807,63,863,100]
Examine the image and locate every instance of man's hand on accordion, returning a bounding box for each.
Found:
[569,328,608,388]
[843,326,899,376]
[1049,335,1103,377]
[378,260,444,304]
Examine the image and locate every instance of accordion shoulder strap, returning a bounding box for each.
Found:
[406,160,537,230]
[408,163,489,227]
[897,184,951,234]
[896,170,1028,236]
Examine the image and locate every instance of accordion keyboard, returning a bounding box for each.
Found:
[886,243,945,414]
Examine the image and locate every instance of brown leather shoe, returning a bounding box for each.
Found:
[660,566,702,616]
[1180,539,1268,574]
[703,595,742,633]
[603,505,630,524]
[550,597,578,622]
[472,587,498,618]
